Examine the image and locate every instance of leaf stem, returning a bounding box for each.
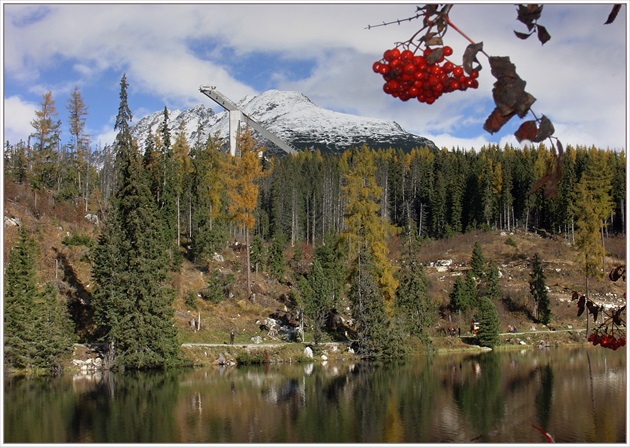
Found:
[444,15,491,60]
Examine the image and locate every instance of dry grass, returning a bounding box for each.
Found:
[4,179,626,347]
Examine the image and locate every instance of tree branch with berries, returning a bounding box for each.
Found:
[368,3,625,349]
[575,266,626,350]
[368,3,622,198]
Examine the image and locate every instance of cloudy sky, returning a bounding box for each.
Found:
[2,1,627,152]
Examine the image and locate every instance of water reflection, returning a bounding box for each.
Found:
[4,346,626,443]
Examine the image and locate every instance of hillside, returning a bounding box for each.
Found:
[3,180,626,348]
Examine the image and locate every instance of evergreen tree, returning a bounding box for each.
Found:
[395,241,434,344]
[4,139,29,184]
[250,234,266,274]
[143,130,162,203]
[268,230,286,281]
[476,297,500,348]
[171,120,192,249]
[314,232,346,306]
[92,74,180,370]
[470,241,486,279]
[449,269,478,314]
[4,228,39,369]
[349,249,403,359]
[4,228,74,370]
[32,283,76,370]
[485,261,502,301]
[529,253,551,324]
[449,276,467,314]
[189,133,228,262]
[157,108,179,259]
[299,258,334,344]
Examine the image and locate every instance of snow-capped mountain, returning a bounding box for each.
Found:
[130,89,437,155]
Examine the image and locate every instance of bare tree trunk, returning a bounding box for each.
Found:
[600,222,606,272]
[246,226,251,296]
[177,194,181,248]
[585,275,590,338]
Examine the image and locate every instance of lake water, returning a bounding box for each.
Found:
[3,345,626,443]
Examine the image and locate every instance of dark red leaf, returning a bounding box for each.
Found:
[426,47,443,65]
[515,120,538,143]
[426,36,444,47]
[604,4,622,24]
[536,24,551,44]
[531,424,554,443]
[586,301,600,322]
[555,139,564,156]
[577,295,586,317]
[462,42,484,74]
[489,57,536,116]
[612,306,626,325]
[514,30,533,40]
[609,265,626,282]
[533,115,555,142]
[529,171,550,195]
[483,108,515,134]
[516,4,543,26]
[528,144,564,198]
[541,151,564,199]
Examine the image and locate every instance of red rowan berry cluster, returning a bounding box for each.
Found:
[372,45,479,104]
[587,332,626,350]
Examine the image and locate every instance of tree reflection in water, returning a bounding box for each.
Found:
[3,347,626,443]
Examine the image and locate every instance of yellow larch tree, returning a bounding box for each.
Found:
[222,129,270,296]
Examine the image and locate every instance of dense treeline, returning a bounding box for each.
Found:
[258,144,625,245]
[3,83,625,370]
[4,90,625,252]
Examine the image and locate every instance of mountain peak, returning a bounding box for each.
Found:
[130,90,437,154]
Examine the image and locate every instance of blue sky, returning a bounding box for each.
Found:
[2,1,628,152]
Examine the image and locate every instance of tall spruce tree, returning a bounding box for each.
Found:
[395,253,434,344]
[485,261,502,301]
[299,258,334,344]
[189,133,228,262]
[349,249,404,359]
[4,228,40,369]
[4,228,75,371]
[476,297,500,348]
[529,253,551,324]
[92,74,180,370]
[470,241,486,279]
[449,269,478,316]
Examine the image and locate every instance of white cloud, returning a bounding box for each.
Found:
[3,96,37,144]
[3,2,627,151]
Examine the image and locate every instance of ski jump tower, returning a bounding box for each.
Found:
[199,85,297,156]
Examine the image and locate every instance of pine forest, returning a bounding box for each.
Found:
[3,79,626,372]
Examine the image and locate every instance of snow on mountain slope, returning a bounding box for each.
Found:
[130,89,437,155]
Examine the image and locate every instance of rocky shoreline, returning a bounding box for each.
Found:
[51,328,593,375]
